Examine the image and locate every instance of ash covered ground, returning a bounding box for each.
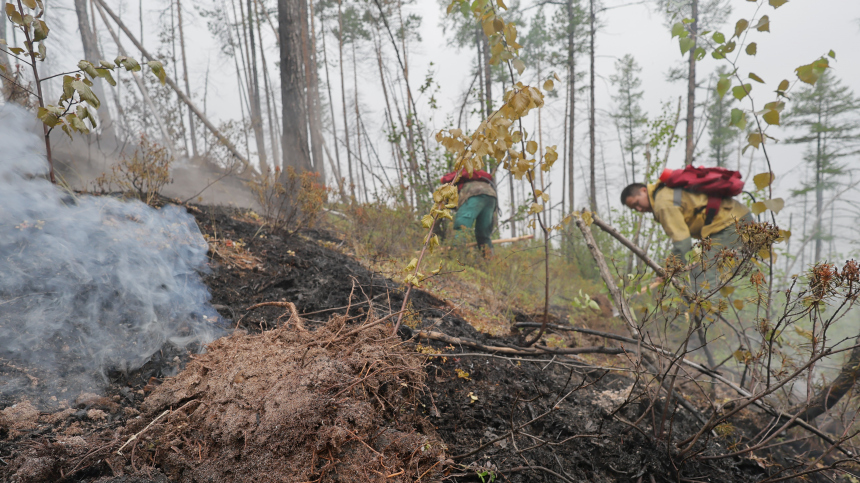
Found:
[0,203,829,482]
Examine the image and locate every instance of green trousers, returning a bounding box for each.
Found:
[692,213,755,290]
[453,194,496,250]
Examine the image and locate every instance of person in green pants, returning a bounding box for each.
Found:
[441,168,498,255]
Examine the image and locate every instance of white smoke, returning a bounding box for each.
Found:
[0,105,225,405]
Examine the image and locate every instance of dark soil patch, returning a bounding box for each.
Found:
[0,204,829,482]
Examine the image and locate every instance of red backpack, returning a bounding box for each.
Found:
[657,166,744,224]
[440,168,493,190]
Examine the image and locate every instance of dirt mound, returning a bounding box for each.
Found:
[111,310,444,482]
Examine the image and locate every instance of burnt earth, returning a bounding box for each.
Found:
[0,203,818,482]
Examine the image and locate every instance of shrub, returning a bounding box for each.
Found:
[246,166,328,235]
[92,134,173,205]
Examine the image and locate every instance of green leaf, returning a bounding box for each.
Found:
[61,75,75,99]
[748,132,763,148]
[717,77,731,99]
[732,84,752,100]
[75,105,96,128]
[66,113,90,134]
[733,299,744,310]
[795,58,829,85]
[712,31,725,44]
[745,42,757,56]
[723,41,736,53]
[730,108,747,130]
[769,0,788,7]
[147,60,167,85]
[749,72,765,83]
[6,4,23,25]
[32,19,49,42]
[734,19,749,38]
[763,109,780,125]
[671,22,687,38]
[777,79,790,92]
[827,49,836,59]
[99,60,115,69]
[720,286,735,297]
[753,172,775,189]
[77,60,99,79]
[36,106,60,127]
[115,56,142,72]
[95,68,116,86]
[71,79,100,108]
[694,47,706,61]
[679,37,696,55]
[756,15,770,32]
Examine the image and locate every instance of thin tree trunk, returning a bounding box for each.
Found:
[177,0,198,157]
[481,30,492,120]
[395,0,431,190]
[307,0,326,183]
[684,0,698,165]
[337,0,355,198]
[374,24,407,203]
[243,0,268,166]
[562,62,569,217]
[278,0,312,172]
[567,0,576,214]
[254,0,281,172]
[588,0,596,212]
[299,0,321,176]
[95,0,251,167]
[0,11,10,87]
[319,12,346,198]
[509,162,516,237]
[801,190,808,268]
[73,0,115,139]
[93,0,176,159]
[815,114,823,262]
[170,0,189,153]
[352,41,368,202]
[475,27,485,119]
[226,0,253,160]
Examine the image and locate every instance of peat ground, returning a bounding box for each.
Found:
[0,203,830,482]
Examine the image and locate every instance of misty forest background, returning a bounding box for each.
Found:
[2,0,860,277]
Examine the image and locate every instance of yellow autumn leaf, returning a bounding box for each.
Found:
[753,172,775,190]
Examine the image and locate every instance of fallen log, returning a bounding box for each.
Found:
[413,330,625,356]
[429,234,535,252]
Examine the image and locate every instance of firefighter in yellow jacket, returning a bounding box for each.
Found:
[621,182,753,286]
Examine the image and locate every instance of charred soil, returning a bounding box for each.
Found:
[0,204,827,482]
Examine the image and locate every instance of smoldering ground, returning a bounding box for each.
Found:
[0,105,225,408]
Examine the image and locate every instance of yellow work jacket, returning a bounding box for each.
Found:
[647,182,750,256]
